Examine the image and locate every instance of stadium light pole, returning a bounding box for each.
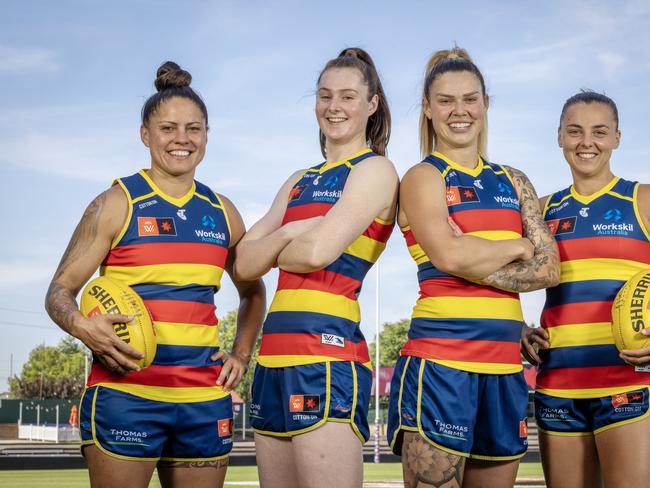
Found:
[374,259,380,463]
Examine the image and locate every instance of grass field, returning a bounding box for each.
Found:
[0,463,544,487]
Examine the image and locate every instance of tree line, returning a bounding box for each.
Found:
[9,313,410,400]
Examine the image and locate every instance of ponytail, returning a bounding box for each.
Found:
[317,47,391,157]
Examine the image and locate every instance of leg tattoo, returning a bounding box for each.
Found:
[158,458,229,469]
[403,433,464,488]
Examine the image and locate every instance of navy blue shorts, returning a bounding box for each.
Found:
[535,388,650,436]
[80,386,233,461]
[250,361,371,442]
[387,356,529,460]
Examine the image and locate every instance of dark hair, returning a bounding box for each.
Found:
[560,89,619,129]
[317,47,391,157]
[141,61,208,126]
[420,47,488,158]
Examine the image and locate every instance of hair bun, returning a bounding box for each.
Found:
[154,61,192,92]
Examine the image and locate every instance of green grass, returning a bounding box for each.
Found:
[0,463,544,487]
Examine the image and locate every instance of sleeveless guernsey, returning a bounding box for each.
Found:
[400,152,525,374]
[258,149,394,368]
[537,177,650,398]
[87,170,231,403]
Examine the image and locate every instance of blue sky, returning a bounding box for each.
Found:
[2,0,649,391]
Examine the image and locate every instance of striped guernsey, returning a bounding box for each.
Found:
[400,152,525,374]
[258,149,394,368]
[537,177,650,398]
[87,170,231,403]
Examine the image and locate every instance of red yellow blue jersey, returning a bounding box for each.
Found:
[400,152,525,374]
[258,149,394,368]
[87,170,231,403]
[537,177,650,398]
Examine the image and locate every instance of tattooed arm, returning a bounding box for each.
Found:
[401,163,534,279]
[478,166,560,292]
[45,185,144,374]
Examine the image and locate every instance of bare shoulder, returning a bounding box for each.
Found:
[637,183,650,219]
[215,192,237,212]
[105,183,129,208]
[215,193,245,245]
[357,154,397,174]
[92,184,129,236]
[637,183,650,201]
[502,164,532,185]
[352,155,399,191]
[285,168,308,186]
[402,161,442,186]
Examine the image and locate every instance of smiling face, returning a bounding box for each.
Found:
[315,67,378,149]
[558,101,620,180]
[140,96,207,177]
[423,70,488,155]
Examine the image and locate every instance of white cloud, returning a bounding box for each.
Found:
[598,51,627,78]
[0,104,144,182]
[0,260,54,288]
[0,45,60,74]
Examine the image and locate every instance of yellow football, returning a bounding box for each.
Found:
[79,276,156,368]
[611,268,650,352]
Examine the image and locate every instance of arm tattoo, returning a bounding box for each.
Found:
[402,432,464,488]
[45,282,81,335]
[480,166,559,292]
[45,193,106,333]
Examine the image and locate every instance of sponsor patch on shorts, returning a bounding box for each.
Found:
[289,394,320,412]
[218,418,232,437]
[519,419,528,438]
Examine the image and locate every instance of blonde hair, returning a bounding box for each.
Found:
[419,47,488,159]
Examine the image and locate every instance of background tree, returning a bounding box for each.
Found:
[218,309,261,403]
[368,318,410,367]
[9,336,86,399]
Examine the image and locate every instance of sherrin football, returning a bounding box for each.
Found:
[79,276,156,368]
[611,268,650,352]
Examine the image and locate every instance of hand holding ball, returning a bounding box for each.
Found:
[611,269,650,352]
[79,276,156,369]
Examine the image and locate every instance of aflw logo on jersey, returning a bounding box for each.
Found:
[289,185,308,202]
[547,217,576,235]
[137,217,177,236]
[446,186,479,205]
